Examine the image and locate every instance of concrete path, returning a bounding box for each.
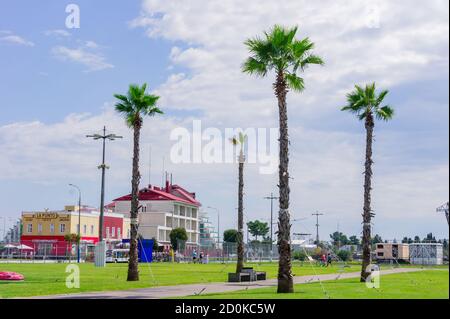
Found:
[31,268,423,299]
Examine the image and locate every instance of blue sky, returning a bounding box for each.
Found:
[0,0,448,241]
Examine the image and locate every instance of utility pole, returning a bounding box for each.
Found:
[69,184,81,263]
[87,126,122,242]
[264,193,279,246]
[312,211,324,246]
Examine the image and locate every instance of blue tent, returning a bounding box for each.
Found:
[122,239,153,263]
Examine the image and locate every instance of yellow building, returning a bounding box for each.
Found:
[20,207,130,257]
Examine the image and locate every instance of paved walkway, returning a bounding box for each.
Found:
[32,268,422,299]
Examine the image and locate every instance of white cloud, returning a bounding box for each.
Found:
[51,45,114,72]
[85,40,99,49]
[126,0,449,238]
[44,29,71,37]
[131,0,448,126]
[0,1,448,240]
[0,34,34,47]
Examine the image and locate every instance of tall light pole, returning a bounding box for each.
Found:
[87,126,122,242]
[69,184,81,263]
[207,206,220,245]
[264,193,279,246]
[312,211,324,246]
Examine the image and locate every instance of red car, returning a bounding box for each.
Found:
[0,271,25,281]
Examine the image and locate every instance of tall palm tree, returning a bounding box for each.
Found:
[341,83,394,282]
[230,132,247,274]
[242,25,324,293]
[114,83,163,281]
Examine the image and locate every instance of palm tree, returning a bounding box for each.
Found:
[242,25,324,293]
[114,83,163,281]
[341,82,394,282]
[230,132,247,274]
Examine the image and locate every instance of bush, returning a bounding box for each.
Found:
[337,250,352,261]
[292,250,307,261]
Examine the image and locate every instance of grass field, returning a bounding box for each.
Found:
[0,261,361,298]
[1,262,447,299]
[182,269,449,299]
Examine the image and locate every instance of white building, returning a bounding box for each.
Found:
[112,182,201,251]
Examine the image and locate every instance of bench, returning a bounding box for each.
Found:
[228,267,267,282]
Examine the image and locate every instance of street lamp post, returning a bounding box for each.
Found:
[69,184,81,263]
[87,126,122,242]
[207,206,220,246]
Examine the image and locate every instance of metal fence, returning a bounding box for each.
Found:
[174,241,279,263]
[0,241,96,263]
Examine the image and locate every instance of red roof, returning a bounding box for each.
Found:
[113,184,201,207]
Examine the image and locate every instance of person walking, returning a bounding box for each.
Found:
[327,253,332,267]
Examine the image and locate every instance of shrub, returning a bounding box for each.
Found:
[337,250,352,261]
[292,250,307,261]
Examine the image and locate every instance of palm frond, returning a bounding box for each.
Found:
[242,57,268,76]
[114,83,163,127]
[300,54,325,69]
[375,89,389,107]
[243,24,323,83]
[285,73,305,92]
[341,83,393,122]
[375,105,394,121]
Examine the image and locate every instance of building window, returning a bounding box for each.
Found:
[60,224,66,233]
[27,224,33,233]
[83,225,87,235]
[37,224,43,233]
[112,227,115,237]
[117,228,121,239]
[50,224,55,234]
[91,225,94,235]
[106,227,110,238]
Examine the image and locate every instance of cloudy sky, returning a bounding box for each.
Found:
[0,0,448,241]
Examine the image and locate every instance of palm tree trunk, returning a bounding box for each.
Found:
[275,71,293,293]
[360,113,374,282]
[127,120,142,281]
[236,157,245,274]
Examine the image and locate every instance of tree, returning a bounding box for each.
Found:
[169,228,188,252]
[230,133,247,274]
[151,237,159,251]
[424,233,437,243]
[414,235,421,243]
[402,237,413,244]
[247,220,269,241]
[64,233,80,259]
[371,234,383,245]
[443,239,448,250]
[337,250,352,261]
[349,235,360,246]
[114,83,163,281]
[341,83,394,282]
[243,25,323,293]
[223,229,239,243]
[329,231,349,247]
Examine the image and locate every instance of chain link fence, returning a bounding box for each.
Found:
[0,241,96,263]
[174,240,279,263]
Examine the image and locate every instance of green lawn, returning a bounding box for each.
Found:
[183,270,449,299]
[0,261,360,298]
